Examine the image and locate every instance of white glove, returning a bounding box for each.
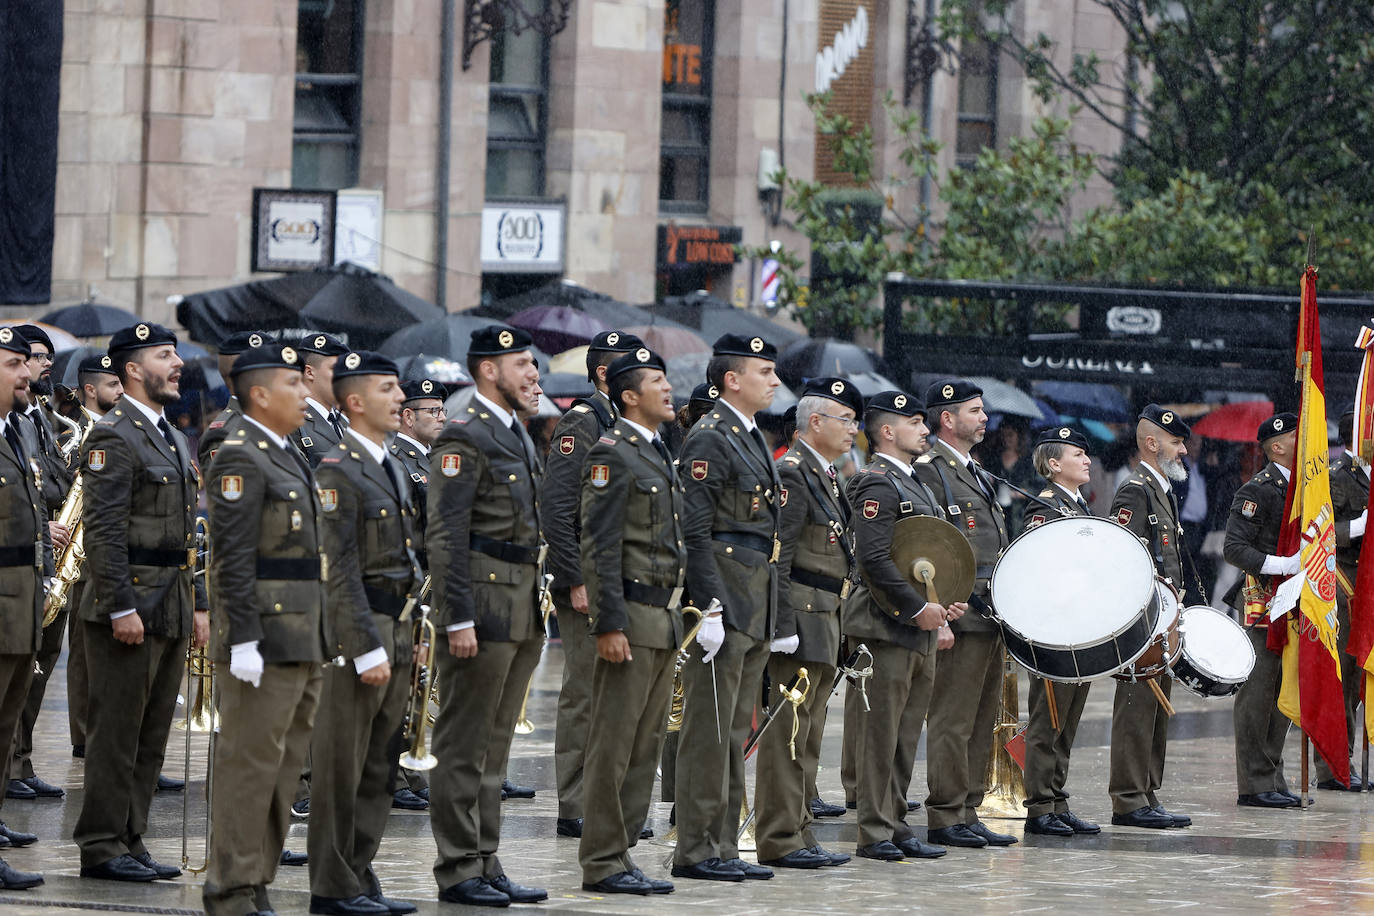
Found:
[696,613,725,663]
[1351,510,1368,540]
[770,635,800,655]
[229,641,264,688]
[1261,552,1302,576]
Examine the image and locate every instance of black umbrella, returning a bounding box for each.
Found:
[378,314,495,359]
[776,339,877,388]
[642,291,805,349]
[40,301,140,337]
[176,262,444,350]
[390,353,472,386]
[537,372,596,399]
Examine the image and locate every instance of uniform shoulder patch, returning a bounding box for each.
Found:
[1241,499,1257,518]
[1115,507,1133,526]
[1029,514,1046,526]
[862,499,880,519]
[440,453,461,477]
[319,488,338,512]
[87,449,106,471]
[560,435,576,455]
[589,464,610,488]
[690,459,708,480]
[220,475,244,501]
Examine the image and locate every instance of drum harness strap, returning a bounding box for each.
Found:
[924,458,1001,617]
[796,461,856,574]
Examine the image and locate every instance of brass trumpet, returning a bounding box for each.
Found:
[665,604,705,733]
[181,515,215,874]
[399,578,438,771]
[513,573,555,736]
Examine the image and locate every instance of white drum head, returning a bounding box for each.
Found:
[1179,606,1254,681]
[991,516,1157,647]
[1153,584,1179,637]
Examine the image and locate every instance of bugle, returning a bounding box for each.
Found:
[399,578,438,771]
[181,515,214,874]
[665,603,706,733]
[513,573,555,736]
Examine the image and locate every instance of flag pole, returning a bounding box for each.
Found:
[1301,734,1310,809]
[1363,715,1369,792]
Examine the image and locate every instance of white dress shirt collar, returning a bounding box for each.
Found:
[622,417,658,442]
[875,451,914,477]
[395,432,429,456]
[241,414,290,450]
[474,392,515,430]
[717,397,757,433]
[345,427,388,467]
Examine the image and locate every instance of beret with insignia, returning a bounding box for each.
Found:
[801,376,863,416]
[689,382,718,409]
[924,378,983,411]
[0,327,30,358]
[866,389,925,418]
[587,330,644,357]
[333,350,399,379]
[11,324,54,353]
[219,330,274,356]
[1257,412,1298,443]
[606,347,666,382]
[1139,403,1190,438]
[295,332,349,357]
[230,343,305,377]
[469,324,532,357]
[712,333,777,361]
[1035,425,1089,451]
[401,378,448,403]
[108,321,177,355]
[78,353,118,377]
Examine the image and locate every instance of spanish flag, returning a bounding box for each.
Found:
[1273,266,1348,786]
[1347,324,1374,746]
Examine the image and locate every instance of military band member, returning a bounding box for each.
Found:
[428,326,547,908]
[293,333,350,467]
[914,379,1013,849]
[308,352,421,916]
[542,330,643,838]
[577,348,683,895]
[202,343,328,916]
[76,322,208,882]
[672,334,781,883]
[1108,405,1192,828]
[754,377,864,869]
[0,328,47,889]
[1223,413,1302,808]
[199,330,272,469]
[1021,426,1101,837]
[843,390,958,862]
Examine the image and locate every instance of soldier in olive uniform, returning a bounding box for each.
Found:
[76,322,208,882]
[843,391,959,862]
[308,352,421,916]
[199,331,272,469]
[0,328,47,889]
[1021,427,1101,837]
[543,329,643,838]
[914,379,1013,849]
[577,348,683,896]
[672,334,782,883]
[754,378,864,869]
[1222,413,1302,808]
[1107,405,1193,828]
[427,326,548,908]
[202,343,329,916]
[293,333,350,468]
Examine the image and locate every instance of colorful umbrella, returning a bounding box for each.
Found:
[1191,399,1275,442]
[508,306,611,354]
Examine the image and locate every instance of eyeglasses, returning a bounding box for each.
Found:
[816,412,859,431]
[28,353,53,364]
[416,406,445,418]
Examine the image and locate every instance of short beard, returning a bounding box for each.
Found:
[144,375,180,407]
[29,376,52,397]
[494,376,528,415]
[1160,455,1188,482]
[96,393,119,413]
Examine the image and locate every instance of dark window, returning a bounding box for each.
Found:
[955,32,997,167]
[293,0,364,190]
[659,0,713,211]
[487,16,549,199]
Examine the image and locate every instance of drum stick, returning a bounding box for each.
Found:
[1146,678,1175,716]
[1044,679,1060,731]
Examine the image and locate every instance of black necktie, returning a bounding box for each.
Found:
[286,444,312,482]
[651,436,673,468]
[1076,495,1091,516]
[156,417,178,454]
[511,418,536,471]
[749,426,771,463]
[28,410,49,454]
[381,454,406,504]
[328,409,345,440]
[3,420,23,464]
[970,461,996,504]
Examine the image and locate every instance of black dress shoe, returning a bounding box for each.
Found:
[0,822,37,846]
[391,788,428,810]
[968,821,1018,846]
[808,797,846,818]
[639,825,654,839]
[80,853,159,882]
[132,851,182,878]
[845,799,856,809]
[628,867,673,894]
[907,799,921,811]
[1238,791,1300,809]
[5,779,35,800]
[157,774,185,792]
[21,776,63,798]
[926,824,988,848]
[1316,778,1359,792]
[896,837,947,859]
[414,786,429,800]
[280,849,308,866]
[758,848,828,869]
[1152,805,1193,826]
[1111,806,1176,828]
[367,892,418,914]
[1057,810,1101,834]
[1024,813,1073,837]
[582,870,653,895]
[809,845,850,865]
[0,859,43,889]
[72,744,85,758]
[856,840,904,861]
[500,779,535,800]
[670,857,746,881]
[438,876,509,907]
[292,798,310,817]
[721,857,773,879]
[556,817,583,837]
[487,874,547,903]
[308,894,389,915]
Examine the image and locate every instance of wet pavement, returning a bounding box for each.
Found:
[3,642,1374,914]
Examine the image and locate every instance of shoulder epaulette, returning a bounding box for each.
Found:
[1125,478,1143,486]
[914,454,933,464]
[1038,489,1054,498]
[782,455,800,465]
[572,404,591,414]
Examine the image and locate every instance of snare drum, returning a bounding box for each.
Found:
[1114,579,1183,682]
[991,516,1160,682]
[1170,605,1255,698]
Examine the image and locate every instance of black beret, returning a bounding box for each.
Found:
[12,324,54,353]
[401,379,447,402]
[924,378,983,411]
[1035,425,1089,451]
[0,327,31,358]
[782,405,797,427]
[108,321,177,354]
[689,382,719,407]
[587,330,645,355]
[800,376,863,416]
[296,332,348,356]
[469,325,532,357]
[230,343,306,377]
[78,353,117,376]
[220,330,273,355]
[333,350,399,380]
[1139,404,1191,438]
[606,346,666,382]
[867,390,925,418]
[1257,412,1299,443]
[712,333,778,361]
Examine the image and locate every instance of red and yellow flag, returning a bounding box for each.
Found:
[1274,267,1348,785]
[1347,323,1374,745]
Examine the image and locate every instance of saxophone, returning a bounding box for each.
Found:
[43,403,95,626]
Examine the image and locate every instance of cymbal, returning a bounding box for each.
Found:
[891,515,975,607]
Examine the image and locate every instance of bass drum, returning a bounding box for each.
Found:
[1170,605,1255,698]
[991,516,1160,683]
[1114,578,1183,682]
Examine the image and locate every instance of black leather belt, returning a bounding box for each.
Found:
[712,531,775,558]
[622,579,676,606]
[256,557,322,580]
[128,546,194,568]
[789,567,851,598]
[363,583,409,619]
[0,544,38,567]
[470,534,541,565]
